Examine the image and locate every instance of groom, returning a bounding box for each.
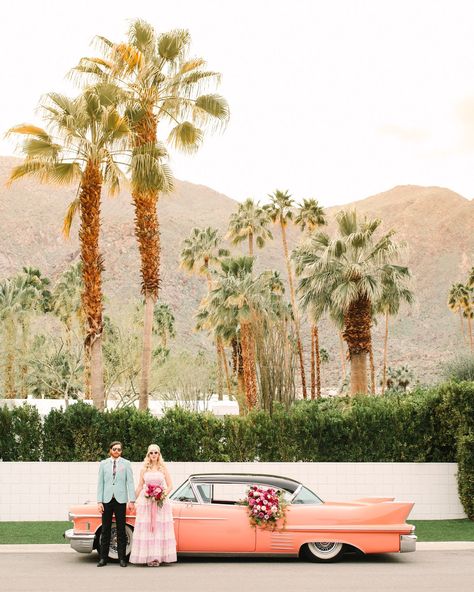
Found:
[97,441,135,567]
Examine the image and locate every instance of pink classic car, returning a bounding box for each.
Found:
[64,473,416,562]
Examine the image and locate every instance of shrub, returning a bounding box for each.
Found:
[0,405,14,461]
[442,356,474,383]
[457,432,474,520]
[43,402,104,461]
[10,404,43,461]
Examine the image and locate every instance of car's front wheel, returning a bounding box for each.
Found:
[301,541,344,562]
[96,524,134,560]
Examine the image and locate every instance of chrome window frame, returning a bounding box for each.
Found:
[189,479,295,507]
[289,484,324,505]
[170,479,201,504]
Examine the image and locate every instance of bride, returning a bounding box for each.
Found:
[129,444,177,566]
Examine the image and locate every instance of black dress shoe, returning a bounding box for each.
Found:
[97,559,107,567]
[119,560,127,567]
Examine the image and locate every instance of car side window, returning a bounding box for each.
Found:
[196,483,212,503]
[292,486,323,505]
[173,483,198,503]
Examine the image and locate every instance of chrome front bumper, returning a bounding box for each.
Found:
[400,534,417,553]
[64,528,96,554]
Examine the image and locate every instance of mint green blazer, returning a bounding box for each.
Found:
[97,457,135,504]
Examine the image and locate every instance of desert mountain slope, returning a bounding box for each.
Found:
[1,156,473,385]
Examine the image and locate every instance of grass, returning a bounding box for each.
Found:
[0,519,473,544]
[408,520,474,541]
[0,521,71,544]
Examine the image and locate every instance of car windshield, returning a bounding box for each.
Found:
[291,486,323,505]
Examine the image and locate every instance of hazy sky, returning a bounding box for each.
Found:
[2,0,474,206]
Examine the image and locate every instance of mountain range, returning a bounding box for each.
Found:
[1,155,473,387]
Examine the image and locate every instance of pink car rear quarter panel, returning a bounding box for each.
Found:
[254,503,413,554]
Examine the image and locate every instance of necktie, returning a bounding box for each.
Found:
[113,460,116,481]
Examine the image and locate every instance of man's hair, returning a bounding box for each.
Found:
[109,441,122,450]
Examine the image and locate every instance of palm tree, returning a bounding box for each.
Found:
[200,257,280,409]
[74,20,229,410]
[180,227,230,290]
[0,279,26,397]
[227,198,272,256]
[52,263,83,342]
[180,227,230,397]
[265,189,307,398]
[52,262,91,396]
[448,283,470,344]
[294,198,326,233]
[15,268,52,396]
[8,84,158,409]
[296,210,406,396]
[294,198,326,398]
[153,302,176,349]
[468,267,474,289]
[375,266,414,394]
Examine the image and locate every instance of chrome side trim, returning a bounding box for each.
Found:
[400,534,417,553]
[174,517,228,521]
[69,514,135,519]
[177,552,297,557]
[286,525,414,532]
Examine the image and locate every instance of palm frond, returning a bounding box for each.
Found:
[6,124,50,140]
[194,94,230,128]
[179,58,207,74]
[128,19,156,54]
[167,121,203,153]
[158,29,191,61]
[62,198,80,238]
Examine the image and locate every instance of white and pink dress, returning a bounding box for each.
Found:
[129,470,177,565]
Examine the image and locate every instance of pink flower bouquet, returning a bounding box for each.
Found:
[144,483,167,507]
[241,485,287,530]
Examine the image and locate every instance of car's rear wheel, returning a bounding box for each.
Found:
[96,524,134,560]
[301,541,344,562]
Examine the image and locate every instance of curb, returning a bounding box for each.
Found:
[1,542,474,553]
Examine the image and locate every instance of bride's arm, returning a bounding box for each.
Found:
[163,466,173,494]
[135,468,145,498]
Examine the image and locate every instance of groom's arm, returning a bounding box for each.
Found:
[97,461,104,504]
[126,461,136,502]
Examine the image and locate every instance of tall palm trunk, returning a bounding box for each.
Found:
[133,113,160,411]
[204,268,227,402]
[381,311,389,395]
[4,321,16,398]
[343,295,372,396]
[368,340,376,395]
[280,222,307,399]
[80,161,105,410]
[248,232,254,257]
[338,331,346,379]
[467,314,474,352]
[218,337,233,396]
[459,310,466,342]
[240,321,257,409]
[20,320,29,398]
[310,326,316,399]
[311,324,321,399]
[140,295,155,407]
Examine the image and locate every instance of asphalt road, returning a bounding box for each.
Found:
[1,550,473,592]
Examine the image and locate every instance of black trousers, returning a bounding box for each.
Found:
[100,497,127,560]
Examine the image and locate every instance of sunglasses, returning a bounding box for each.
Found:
[111,448,122,452]
[149,451,159,455]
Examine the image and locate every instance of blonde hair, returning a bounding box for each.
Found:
[142,444,166,472]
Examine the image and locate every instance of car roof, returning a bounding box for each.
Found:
[188,473,301,493]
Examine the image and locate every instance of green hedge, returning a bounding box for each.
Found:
[1,382,473,517]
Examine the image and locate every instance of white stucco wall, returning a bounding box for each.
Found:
[0,462,465,521]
